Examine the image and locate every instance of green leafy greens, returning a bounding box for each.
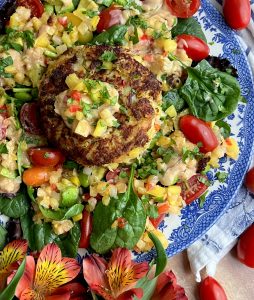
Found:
[90,166,146,254]
[180,60,241,121]
[91,25,128,46]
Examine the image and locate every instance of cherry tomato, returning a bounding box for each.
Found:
[27,148,65,167]
[237,224,254,268]
[223,0,251,30]
[166,0,200,18]
[70,90,82,102]
[17,0,44,18]
[23,166,52,187]
[178,174,208,205]
[58,16,68,27]
[179,115,219,153]
[176,34,210,61]
[244,167,254,194]
[199,276,227,300]
[79,210,93,249]
[20,103,42,135]
[97,5,123,33]
[150,214,165,228]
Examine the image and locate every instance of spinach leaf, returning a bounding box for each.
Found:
[90,166,146,254]
[0,189,30,218]
[0,225,7,250]
[0,258,26,300]
[91,25,128,46]
[0,144,8,154]
[172,17,207,42]
[0,56,13,78]
[21,211,80,257]
[215,120,231,139]
[39,203,84,221]
[180,60,241,121]
[162,90,186,112]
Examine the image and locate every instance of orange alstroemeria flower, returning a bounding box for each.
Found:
[83,248,149,300]
[0,240,28,291]
[9,243,81,300]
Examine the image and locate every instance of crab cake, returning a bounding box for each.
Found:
[39,45,162,166]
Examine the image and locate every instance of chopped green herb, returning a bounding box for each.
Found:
[119,171,128,178]
[0,143,8,154]
[198,176,210,186]
[0,56,14,78]
[65,22,74,33]
[100,86,110,100]
[83,10,98,18]
[127,16,148,29]
[120,105,128,115]
[182,146,203,162]
[0,29,34,52]
[82,103,91,116]
[216,172,228,183]
[112,120,120,128]
[99,50,117,62]
[157,146,176,163]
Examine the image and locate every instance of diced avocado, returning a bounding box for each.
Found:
[78,173,89,188]
[61,186,79,207]
[0,167,17,179]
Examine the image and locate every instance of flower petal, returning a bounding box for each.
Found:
[117,288,143,300]
[34,243,80,296]
[46,293,71,300]
[0,240,28,289]
[83,254,108,288]
[20,287,41,300]
[53,282,86,298]
[107,248,149,297]
[90,284,114,300]
[151,271,187,300]
[7,256,36,298]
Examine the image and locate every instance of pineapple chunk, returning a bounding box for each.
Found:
[78,0,99,11]
[147,185,167,198]
[65,73,82,90]
[74,119,92,137]
[93,119,107,137]
[35,33,50,48]
[224,137,239,160]
[165,105,177,118]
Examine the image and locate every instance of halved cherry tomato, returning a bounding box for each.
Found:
[166,0,200,18]
[58,16,68,27]
[17,0,44,18]
[27,148,65,167]
[237,224,254,268]
[20,103,42,135]
[70,90,82,102]
[79,210,93,249]
[176,34,210,61]
[179,115,219,153]
[23,166,52,187]
[223,0,251,30]
[96,5,123,33]
[178,174,208,205]
[199,276,228,300]
[150,213,165,228]
[244,167,254,194]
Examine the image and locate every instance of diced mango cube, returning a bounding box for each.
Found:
[147,185,166,198]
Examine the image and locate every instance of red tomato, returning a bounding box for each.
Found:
[27,148,65,167]
[70,90,82,102]
[166,0,200,18]
[176,34,210,61]
[20,103,42,135]
[23,166,52,187]
[17,0,44,18]
[58,16,68,27]
[0,105,9,119]
[244,167,254,194]
[79,210,93,249]
[150,214,165,228]
[237,224,254,268]
[223,0,251,30]
[199,276,228,300]
[69,105,81,113]
[178,174,208,205]
[179,115,219,153]
[97,5,123,33]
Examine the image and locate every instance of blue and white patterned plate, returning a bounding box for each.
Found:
[135,0,254,262]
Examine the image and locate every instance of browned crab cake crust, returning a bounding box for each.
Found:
[39,45,162,166]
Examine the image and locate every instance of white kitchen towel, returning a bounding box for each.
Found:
[187,0,254,282]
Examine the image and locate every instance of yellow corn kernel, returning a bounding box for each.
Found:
[72,213,83,222]
[156,136,171,147]
[163,39,177,53]
[165,105,177,118]
[224,138,239,160]
[70,176,80,187]
[4,66,16,75]
[167,185,181,195]
[32,17,42,31]
[66,73,81,90]
[35,33,50,48]
[147,185,166,198]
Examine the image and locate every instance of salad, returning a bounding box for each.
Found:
[0,0,241,258]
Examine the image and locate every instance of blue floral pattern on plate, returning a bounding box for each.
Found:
[135,0,254,263]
